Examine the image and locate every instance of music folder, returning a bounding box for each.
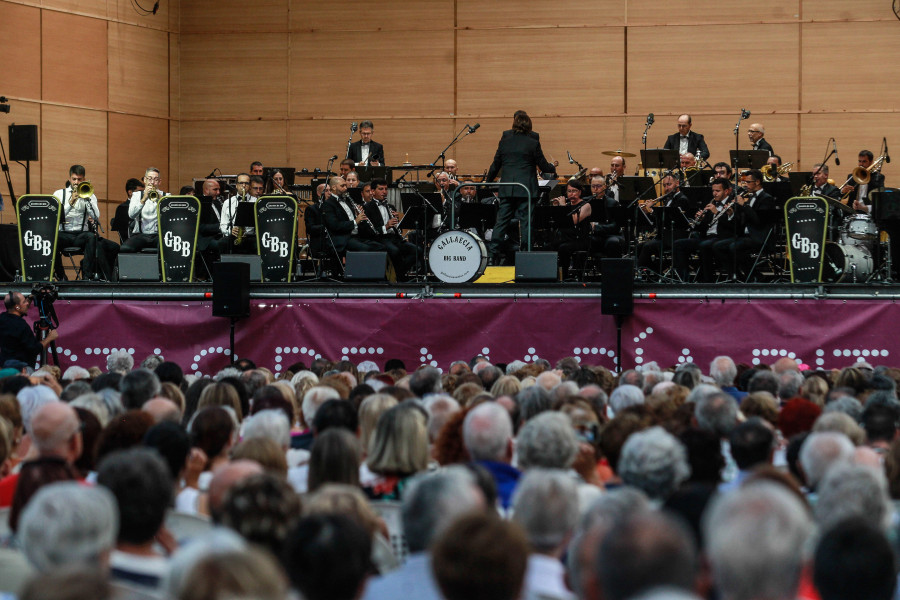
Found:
[730,150,769,170]
[640,148,679,170]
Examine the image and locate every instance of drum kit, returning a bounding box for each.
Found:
[824,213,879,283]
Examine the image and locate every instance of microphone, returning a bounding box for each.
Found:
[741,108,750,120]
[833,139,840,166]
[468,123,480,134]
[351,122,358,132]
[567,150,575,164]
[885,137,891,163]
[206,168,217,178]
[330,155,338,161]
[647,113,654,125]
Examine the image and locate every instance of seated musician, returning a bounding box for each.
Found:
[322,176,384,260]
[196,178,224,265]
[339,159,356,178]
[304,183,329,261]
[713,162,733,181]
[365,178,419,279]
[435,171,462,232]
[841,150,885,213]
[808,164,841,200]
[552,181,590,280]
[713,169,777,281]
[218,173,257,254]
[608,156,626,203]
[680,153,702,187]
[673,178,737,283]
[637,172,695,274]
[459,180,478,203]
[53,164,111,280]
[765,155,787,182]
[111,178,143,243]
[121,167,166,253]
[444,159,461,189]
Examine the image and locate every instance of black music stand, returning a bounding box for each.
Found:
[355,166,392,182]
[619,176,657,205]
[347,187,363,203]
[640,149,679,172]
[233,202,255,242]
[789,172,813,197]
[873,188,900,222]
[534,206,576,231]
[729,150,769,171]
[400,191,443,280]
[681,186,712,210]
[458,203,498,236]
[762,181,793,208]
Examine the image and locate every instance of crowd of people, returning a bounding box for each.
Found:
[0,348,897,600]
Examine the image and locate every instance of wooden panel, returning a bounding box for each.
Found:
[801,0,896,22]
[801,22,900,112]
[182,0,288,33]
[799,113,900,182]
[108,113,168,198]
[288,119,455,170]
[41,0,107,19]
[457,28,624,116]
[290,30,454,118]
[0,101,41,217]
[292,0,452,31]
[169,119,180,188]
[108,22,169,117]
[458,0,626,28]
[107,0,177,32]
[40,105,107,198]
[0,2,41,100]
[628,24,799,114]
[179,120,288,181]
[626,0,799,25]
[180,33,288,119]
[41,11,108,109]
[169,32,179,118]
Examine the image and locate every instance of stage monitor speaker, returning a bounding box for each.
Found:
[601,258,634,315]
[872,189,900,223]
[345,251,388,282]
[212,261,250,318]
[8,124,38,162]
[220,254,262,281]
[515,251,558,282]
[118,254,159,281]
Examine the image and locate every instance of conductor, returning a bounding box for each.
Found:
[485,110,556,265]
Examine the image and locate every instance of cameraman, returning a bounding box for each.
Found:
[0,292,57,365]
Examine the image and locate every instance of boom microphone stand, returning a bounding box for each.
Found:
[426,123,480,178]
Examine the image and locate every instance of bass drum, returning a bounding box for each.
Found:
[429,230,488,283]
[822,243,872,283]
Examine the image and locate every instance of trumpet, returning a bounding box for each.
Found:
[143,186,160,204]
[761,162,793,182]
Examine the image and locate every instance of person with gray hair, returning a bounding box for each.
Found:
[17,385,59,433]
[777,370,805,401]
[516,385,553,428]
[710,356,746,403]
[703,482,813,600]
[516,412,579,471]
[693,387,739,481]
[409,366,442,398]
[61,366,90,381]
[362,467,485,600]
[747,370,779,396]
[823,395,864,422]
[423,394,459,443]
[799,431,855,493]
[19,481,118,573]
[140,353,165,371]
[619,369,644,389]
[673,363,701,390]
[120,368,161,410]
[597,511,698,600]
[609,384,644,416]
[512,469,579,600]
[618,427,690,503]
[463,401,519,509]
[242,408,291,449]
[106,349,134,375]
[814,463,893,532]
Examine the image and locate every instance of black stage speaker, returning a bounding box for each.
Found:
[213,261,250,318]
[601,258,634,315]
[221,254,262,281]
[515,251,558,282]
[345,251,388,282]
[8,124,38,162]
[118,254,159,281]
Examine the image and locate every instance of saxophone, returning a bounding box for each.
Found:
[234,191,247,245]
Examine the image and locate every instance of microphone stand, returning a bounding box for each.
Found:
[345,124,357,161]
[302,156,343,281]
[400,181,441,281]
[641,116,654,157]
[426,124,476,179]
[85,198,108,280]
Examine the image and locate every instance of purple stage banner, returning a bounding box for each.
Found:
[44,298,900,377]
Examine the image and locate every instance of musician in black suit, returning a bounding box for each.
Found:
[809,164,842,200]
[841,150,885,209]
[346,120,384,166]
[713,169,778,280]
[485,110,556,265]
[663,114,710,161]
[748,123,774,155]
[673,178,738,283]
[322,176,384,257]
[637,171,696,272]
[365,178,418,278]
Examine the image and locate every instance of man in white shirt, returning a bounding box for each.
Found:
[120,167,165,253]
[218,172,257,254]
[53,164,102,279]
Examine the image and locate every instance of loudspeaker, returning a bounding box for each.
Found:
[345,251,388,281]
[515,252,558,282]
[220,254,262,281]
[601,258,634,315]
[213,261,250,317]
[8,124,38,162]
[117,254,159,281]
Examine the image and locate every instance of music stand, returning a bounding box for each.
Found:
[729,150,769,171]
[619,176,657,205]
[789,172,813,197]
[355,166,392,182]
[234,202,255,230]
[640,148,679,171]
[534,206,576,231]
[346,187,363,203]
[681,186,712,209]
[872,188,900,222]
[458,203,498,234]
[762,181,793,208]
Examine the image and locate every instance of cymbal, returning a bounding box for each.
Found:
[602,149,636,158]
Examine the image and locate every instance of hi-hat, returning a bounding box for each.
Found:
[602,149,636,157]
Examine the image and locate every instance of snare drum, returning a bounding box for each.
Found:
[822,243,872,283]
[429,230,488,283]
[841,214,878,243]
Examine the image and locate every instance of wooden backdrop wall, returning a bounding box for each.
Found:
[2,0,900,242]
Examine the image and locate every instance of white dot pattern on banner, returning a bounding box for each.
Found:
[339,345,386,362]
[482,347,489,354]
[154,348,161,354]
[528,347,536,354]
[573,348,580,354]
[682,348,690,355]
[128,348,134,354]
[575,356,581,362]
[192,363,198,370]
[635,357,644,364]
[752,358,760,365]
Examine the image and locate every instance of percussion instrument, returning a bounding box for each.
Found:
[429,230,488,283]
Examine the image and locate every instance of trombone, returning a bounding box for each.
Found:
[838,154,886,201]
[760,162,793,182]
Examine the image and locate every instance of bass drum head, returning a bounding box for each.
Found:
[822,243,872,283]
[428,230,488,283]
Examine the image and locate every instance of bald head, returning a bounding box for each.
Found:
[772,357,799,374]
[31,402,81,462]
[207,459,264,523]
[202,179,220,197]
[142,397,182,424]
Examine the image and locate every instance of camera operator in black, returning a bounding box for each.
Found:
[0,291,57,365]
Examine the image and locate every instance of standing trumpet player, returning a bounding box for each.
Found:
[53,164,110,280]
[120,167,165,253]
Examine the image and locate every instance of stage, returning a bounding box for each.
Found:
[18,278,900,377]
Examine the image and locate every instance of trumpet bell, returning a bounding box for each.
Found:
[760,164,776,182]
